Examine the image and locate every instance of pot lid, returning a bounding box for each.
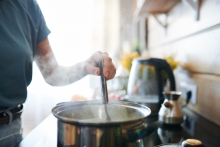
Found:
[52,100,151,125]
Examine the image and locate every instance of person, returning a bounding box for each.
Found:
[0,0,116,146]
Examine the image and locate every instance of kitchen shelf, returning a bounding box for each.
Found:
[134,0,181,18]
[182,0,200,21]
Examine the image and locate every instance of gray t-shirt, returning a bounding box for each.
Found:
[0,0,50,107]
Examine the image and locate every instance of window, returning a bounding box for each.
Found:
[28,0,94,102]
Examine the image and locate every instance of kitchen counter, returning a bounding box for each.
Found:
[16,107,220,147]
[16,114,57,147]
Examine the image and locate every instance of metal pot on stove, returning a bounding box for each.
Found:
[52,100,162,147]
[52,60,162,147]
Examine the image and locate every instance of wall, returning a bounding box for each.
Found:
[147,0,220,126]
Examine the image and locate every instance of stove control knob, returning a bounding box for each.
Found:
[181,139,204,147]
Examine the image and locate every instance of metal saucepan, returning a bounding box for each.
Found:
[52,100,162,147]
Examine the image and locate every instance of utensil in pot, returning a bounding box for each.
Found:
[104,104,111,121]
[98,59,111,120]
[52,100,151,125]
[52,65,162,147]
[52,100,162,147]
[98,59,108,104]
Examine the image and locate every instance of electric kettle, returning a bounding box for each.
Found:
[125,58,176,115]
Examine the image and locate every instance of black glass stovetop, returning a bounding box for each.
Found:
[16,105,220,147]
[139,107,220,147]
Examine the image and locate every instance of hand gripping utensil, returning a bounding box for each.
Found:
[99,59,109,104]
[98,59,111,121]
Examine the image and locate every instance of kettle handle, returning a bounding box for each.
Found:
[155,58,176,91]
[143,58,176,103]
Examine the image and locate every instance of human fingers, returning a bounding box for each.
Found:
[90,51,116,79]
[102,55,116,80]
[84,62,100,76]
[103,52,108,55]
[108,93,123,100]
[90,51,105,64]
[84,60,115,79]
[105,63,116,80]
[90,51,111,65]
[83,51,104,75]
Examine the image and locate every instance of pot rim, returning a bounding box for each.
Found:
[52,100,151,126]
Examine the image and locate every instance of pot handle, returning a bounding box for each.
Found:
[125,121,162,142]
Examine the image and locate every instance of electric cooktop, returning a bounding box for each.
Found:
[16,107,220,147]
[141,107,220,147]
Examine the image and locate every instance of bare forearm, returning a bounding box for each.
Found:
[35,53,87,86]
[44,61,87,86]
[35,38,87,86]
[35,50,87,86]
[35,38,116,86]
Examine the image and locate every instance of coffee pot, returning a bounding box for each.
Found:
[158,91,184,125]
[125,58,176,116]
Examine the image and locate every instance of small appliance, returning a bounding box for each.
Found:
[158,91,184,125]
[125,58,176,115]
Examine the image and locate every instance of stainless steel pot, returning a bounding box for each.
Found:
[52,100,162,147]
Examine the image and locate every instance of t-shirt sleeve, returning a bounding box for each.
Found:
[33,0,51,43]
